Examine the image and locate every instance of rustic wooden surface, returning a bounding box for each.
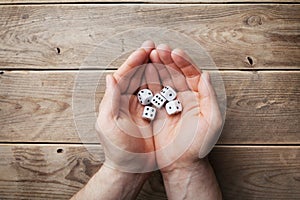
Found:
[0,71,299,144]
[0,144,298,199]
[0,1,299,200]
[0,5,299,70]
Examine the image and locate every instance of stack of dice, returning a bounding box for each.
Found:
[137,86,182,121]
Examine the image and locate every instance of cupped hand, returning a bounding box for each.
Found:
[95,41,157,172]
[95,41,223,173]
[148,44,223,172]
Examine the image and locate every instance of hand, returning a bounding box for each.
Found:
[74,42,222,200]
[148,44,223,172]
[72,41,157,200]
[95,41,157,172]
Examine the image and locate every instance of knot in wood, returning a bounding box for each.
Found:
[22,14,29,19]
[246,15,262,27]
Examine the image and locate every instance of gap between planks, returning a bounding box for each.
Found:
[1,69,300,72]
[0,1,300,5]
[0,143,299,147]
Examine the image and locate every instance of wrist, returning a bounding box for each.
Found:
[100,162,151,182]
[161,158,209,181]
[160,158,222,200]
[72,162,151,200]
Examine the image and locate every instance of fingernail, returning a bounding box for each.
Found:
[141,40,154,48]
[150,49,157,55]
[172,48,183,55]
[134,48,146,54]
[156,44,170,51]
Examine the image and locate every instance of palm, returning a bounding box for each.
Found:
[95,42,157,172]
[157,91,216,165]
[148,45,222,170]
[116,94,154,152]
[96,41,222,172]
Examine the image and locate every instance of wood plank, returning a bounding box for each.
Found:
[0,0,299,3]
[0,70,299,144]
[0,4,299,69]
[209,146,300,200]
[0,144,299,199]
[221,71,300,144]
[0,144,104,199]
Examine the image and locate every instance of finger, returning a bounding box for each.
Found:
[171,48,201,75]
[145,63,162,93]
[156,44,181,73]
[171,48,201,91]
[99,74,121,119]
[150,48,162,64]
[156,44,189,92]
[140,40,155,63]
[125,41,155,94]
[113,49,147,93]
[150,49,174,88]
[126,64,146,94]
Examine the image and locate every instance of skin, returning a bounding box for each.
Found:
[71,41,222,200]
[148,44,223,170]
[70,165,149,200]
[71,41,155,200]
[148,44,222,199]
[94,41,156,172]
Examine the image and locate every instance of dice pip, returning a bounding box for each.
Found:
[160,86,177,101]
[151,93,167,109]
[137,89,153,105]
[142,106,156,120]
[165,100,182,115]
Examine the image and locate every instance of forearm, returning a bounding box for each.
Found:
[162,158,222,200]
[71,164,149,200]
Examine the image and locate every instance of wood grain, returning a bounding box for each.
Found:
[0,4,299,69]
[0,144,299,199]
[0,70,299,144]
[0,144,104,199]
[1,0,299,3]
[0,1,298,200]
[220,71,300,144]
[209,146,300,200]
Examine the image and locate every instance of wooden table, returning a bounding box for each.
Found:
[0,0,299,199]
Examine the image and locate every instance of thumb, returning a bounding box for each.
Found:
[100,74,120,118]
[198,72,223,158]
[198,72,215,97]
[198,72,220,118]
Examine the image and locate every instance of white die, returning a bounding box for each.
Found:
[151,93,167,109]
[165,100,182,115]
[137,89,153,105]
[142,106,156,121]
[160,86,177,101]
